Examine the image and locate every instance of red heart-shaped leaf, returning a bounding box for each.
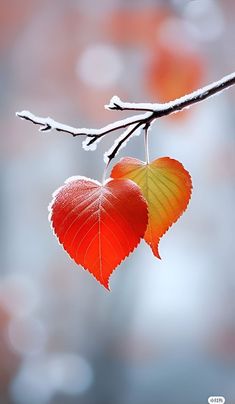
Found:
[49,177,148,289]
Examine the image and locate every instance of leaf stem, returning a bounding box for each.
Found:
[144,124,150,164]
[102,161,110,185]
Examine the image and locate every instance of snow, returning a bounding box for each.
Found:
[16,71,235,162]
[106,72,235,114]
[105,95,164,112]
[16,110,151,139]
[16,111,80,134]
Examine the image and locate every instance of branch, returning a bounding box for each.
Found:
[16,110,84,136]
[106,72,235,117]
[16,72,235,163]
[16,110,152,149]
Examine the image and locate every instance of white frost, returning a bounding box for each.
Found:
[106,72,235,113]
[16,111,81,134]
[105,96,163,112]
[82,137,98,151]
[16,110,151,138]
[48,175,101,224]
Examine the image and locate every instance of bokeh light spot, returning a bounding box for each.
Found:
[77,43,123,89]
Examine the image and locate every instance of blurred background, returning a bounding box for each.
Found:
[0,0,235,403]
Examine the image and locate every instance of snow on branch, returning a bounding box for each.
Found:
[16,72,235,163]
[16,109,152,152]
[106,72,235,116]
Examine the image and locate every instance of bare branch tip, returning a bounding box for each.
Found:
[105,95,122,111]
[39,124,52,132]
[16,111,26,118]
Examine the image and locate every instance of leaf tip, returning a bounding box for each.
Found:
[99,277,111,291]
[150,243,161,260]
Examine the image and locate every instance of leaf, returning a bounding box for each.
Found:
[49,177,148,289]
[111,157,192,258]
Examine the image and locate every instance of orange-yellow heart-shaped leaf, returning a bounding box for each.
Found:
[49,177,148,289]
[111,157,192,258]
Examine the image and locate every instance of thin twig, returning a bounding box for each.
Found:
[104,122,143,164]
[16,72,235,161]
